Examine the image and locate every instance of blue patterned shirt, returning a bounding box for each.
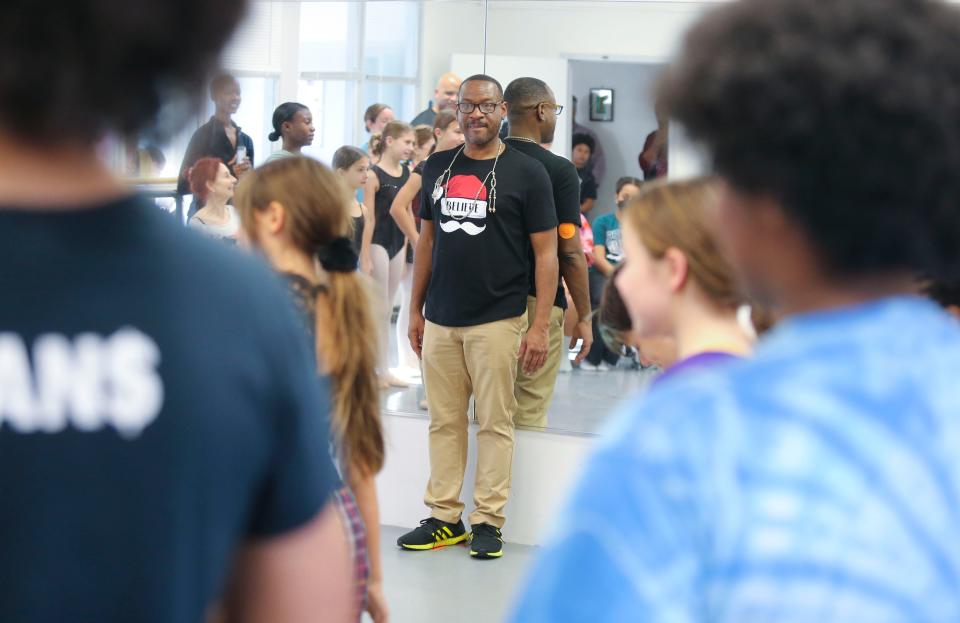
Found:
[511,296,960,622]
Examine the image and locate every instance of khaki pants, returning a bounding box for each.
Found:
[514,296,565,429]
[422,314,526,528]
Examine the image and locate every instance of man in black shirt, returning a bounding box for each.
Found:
[503,77,593,428]
[0,1,352,621]
[177,73,254,215]
[399,75,559,559]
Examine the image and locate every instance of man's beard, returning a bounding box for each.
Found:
[467,126,497,147]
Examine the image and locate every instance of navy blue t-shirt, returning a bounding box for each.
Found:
[0,196,339,622]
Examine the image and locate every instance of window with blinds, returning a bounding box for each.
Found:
[221,2,284,74]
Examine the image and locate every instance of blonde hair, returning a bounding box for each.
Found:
[624,177,742,311]
[234,157,384,476]
[369,120,413,159]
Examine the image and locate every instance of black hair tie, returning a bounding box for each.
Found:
[317,237,359,273]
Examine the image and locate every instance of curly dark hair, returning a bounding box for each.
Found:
[924,278,960,309]
[659,0,960,281]
[0,0,248,145]
[572,132,595,154]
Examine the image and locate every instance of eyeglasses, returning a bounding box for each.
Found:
[516,102,564,115]
[538,102,564,116]
[457,101,503,114]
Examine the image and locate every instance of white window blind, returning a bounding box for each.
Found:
[221,2,284,74]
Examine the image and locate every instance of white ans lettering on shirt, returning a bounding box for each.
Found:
[0,328,164,438]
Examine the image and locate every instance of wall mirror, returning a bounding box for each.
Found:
[123,0,716,435]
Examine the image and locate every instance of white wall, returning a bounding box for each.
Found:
[421,2,485,106]
[569,60,664,219]
[420,1,709,107]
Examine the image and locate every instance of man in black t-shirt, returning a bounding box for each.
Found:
[0,2,352,621]
[399,75,559,559]
[503,77,593,428]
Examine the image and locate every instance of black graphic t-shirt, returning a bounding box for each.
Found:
[420,144,557,327]
[505,139,581,309]
[0,196,339,623]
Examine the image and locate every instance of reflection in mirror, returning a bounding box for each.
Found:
[120,0,714,436]
[389,1,695,435]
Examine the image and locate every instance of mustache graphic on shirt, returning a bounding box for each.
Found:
[439,175,489,236]
[440,220,487,235]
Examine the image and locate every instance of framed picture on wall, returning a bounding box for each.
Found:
[589,88,614,122]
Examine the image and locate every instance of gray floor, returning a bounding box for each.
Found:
[380,360,658,435]
[376,525,537,623]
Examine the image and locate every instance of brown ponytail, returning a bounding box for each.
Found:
[414,124,434,149]
[314,270,383,476]
[368,133,384,159]
[234,157,384,476]
[370,120,413,160]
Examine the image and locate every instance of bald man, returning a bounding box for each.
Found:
[411,72,461,126]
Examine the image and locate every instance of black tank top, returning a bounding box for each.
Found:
[371,164,409,258]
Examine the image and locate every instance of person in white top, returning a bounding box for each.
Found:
[187,157,239,241]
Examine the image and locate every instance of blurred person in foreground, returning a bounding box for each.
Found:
[924,278,960,319]
[237,157,389,623]
[511,0,960,620]
[0,1,352,621]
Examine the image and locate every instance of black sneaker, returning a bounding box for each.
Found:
[469,523,504,559]
[397,517,467,551]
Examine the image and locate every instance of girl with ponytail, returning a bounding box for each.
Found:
[333,145,374,275]
[264,102,314,164]
[363,120,416,388]
[234,157,388,623]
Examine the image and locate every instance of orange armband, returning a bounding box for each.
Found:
[558,222,577,239]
